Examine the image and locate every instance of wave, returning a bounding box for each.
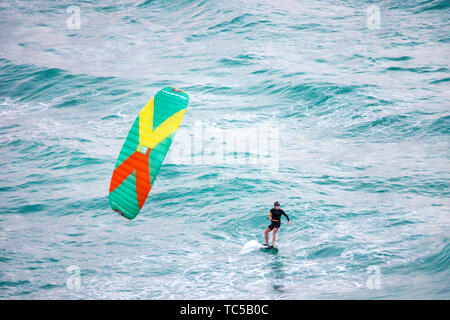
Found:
[415,0,450,12]
[428,115,450,135]
[387,0,450,12]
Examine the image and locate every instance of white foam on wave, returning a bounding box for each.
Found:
[239,240,264,255]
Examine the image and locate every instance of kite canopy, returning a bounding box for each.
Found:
[109,87,189,219]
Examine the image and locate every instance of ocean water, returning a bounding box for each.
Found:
[0,0,449,299]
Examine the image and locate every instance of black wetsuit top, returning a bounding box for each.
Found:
[268,208,289,230]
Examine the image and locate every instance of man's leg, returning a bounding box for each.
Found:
[272,228,278,246]
[264,227,271,245]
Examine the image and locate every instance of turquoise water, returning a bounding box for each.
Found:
[0,0,449,299]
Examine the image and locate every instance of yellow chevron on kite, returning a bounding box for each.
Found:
[138,98,186,149]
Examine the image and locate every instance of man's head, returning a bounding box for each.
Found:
[274,201,280,208]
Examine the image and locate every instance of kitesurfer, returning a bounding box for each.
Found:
[263,201,290,248]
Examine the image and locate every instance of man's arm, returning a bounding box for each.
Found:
[282,211,291,224]
[269,211,272,221]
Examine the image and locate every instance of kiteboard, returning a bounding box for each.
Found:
[239,240,279,254]
[261,244,278,253]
